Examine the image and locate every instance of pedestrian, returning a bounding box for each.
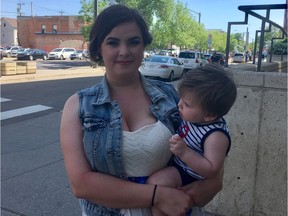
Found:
[60,4,222,216]
[210,52,220,64]
[245,51,249,62]
[148,64,237,216]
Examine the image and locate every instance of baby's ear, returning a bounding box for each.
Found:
[204,114,218,122]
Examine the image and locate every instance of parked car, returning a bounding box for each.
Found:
[2,46,23,58]
[70,49,87,60]
[233,52,245,63]
[178,50,209,72]
[17,49,48,60]
[139,55,184,82]
[143,50,155,59]
[48,47,76,60]
[204,53,212,63]
[158,50,170,56]
[213,53,226,66]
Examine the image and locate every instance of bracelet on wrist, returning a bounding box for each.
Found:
[151,184,157,206]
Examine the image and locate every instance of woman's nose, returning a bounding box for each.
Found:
[119,44,129,56]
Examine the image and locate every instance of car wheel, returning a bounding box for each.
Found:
[29,55,34,61]
[43,56,47,60]
[168,71,174,82]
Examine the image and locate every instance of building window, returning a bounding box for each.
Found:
[4,23,6,27]
[52,25,57,34]
[41,24,46,33]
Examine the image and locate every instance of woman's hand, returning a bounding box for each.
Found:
[180,167,224,207]
[154,185,193,216]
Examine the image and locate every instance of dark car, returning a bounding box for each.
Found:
[69,49,88,60]
[17,49,48,60]
[211,53,226,66]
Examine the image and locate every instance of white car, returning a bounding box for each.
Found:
[2,46,23,58]
[178,51,209,72]
[139,55,184,82]
[48,47,76,60]
[233,53,245,63]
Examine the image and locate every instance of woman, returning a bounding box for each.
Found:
[60,4,222,216]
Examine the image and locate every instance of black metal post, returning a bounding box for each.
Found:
[94,0,98,20]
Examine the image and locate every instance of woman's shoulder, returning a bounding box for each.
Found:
[142,76,178,95]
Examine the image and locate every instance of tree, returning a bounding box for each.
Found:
[78,0,110,42]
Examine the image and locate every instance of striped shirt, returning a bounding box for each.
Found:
[173,117,231,180]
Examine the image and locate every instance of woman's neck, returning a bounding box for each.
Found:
[106,73,143,98]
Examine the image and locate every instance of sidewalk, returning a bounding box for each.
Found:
[1,65,106,84]
[1,56,287,84]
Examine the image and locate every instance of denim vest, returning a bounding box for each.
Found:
[78,74,181,216]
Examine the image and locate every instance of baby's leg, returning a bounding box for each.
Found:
[147,166,182,216]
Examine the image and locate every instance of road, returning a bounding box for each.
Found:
[1,57,285,215]
[0,59,178,216]
[1,63,104,216]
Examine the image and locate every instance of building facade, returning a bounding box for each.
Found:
[17,16,86,52]
[1,18,18,47]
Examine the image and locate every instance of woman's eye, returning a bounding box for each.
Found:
[107,41,118,46]
[129,40,141,46]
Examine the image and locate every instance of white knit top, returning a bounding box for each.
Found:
[120,120,172,216]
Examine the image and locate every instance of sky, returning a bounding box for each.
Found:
[1,0,286,42]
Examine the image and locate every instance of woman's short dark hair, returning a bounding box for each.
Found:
[89,4,153,63]
[178,63,237,118]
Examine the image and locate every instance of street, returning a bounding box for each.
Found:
[1,57,285,215]
[1,73,103,216]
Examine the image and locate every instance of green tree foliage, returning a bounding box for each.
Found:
[78,0,110,42]
[78,0,283,54]
[207,31,227,53]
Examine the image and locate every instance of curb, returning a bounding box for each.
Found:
[1,66,106,84]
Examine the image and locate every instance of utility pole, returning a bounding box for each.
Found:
[94,0,98,20]
[189,9,201,24]
[245,27,249,51]
[17,2,25,16]
[30,2,33,17]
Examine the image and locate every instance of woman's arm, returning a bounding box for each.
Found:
[60,94,191,214]
[181,167,223,207]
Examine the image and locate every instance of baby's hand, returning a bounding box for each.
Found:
[169,134,187,157]
[171,134,181,141]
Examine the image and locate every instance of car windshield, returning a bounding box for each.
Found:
[26,49,35,53]
[234,53,243,56]
[76,50,83,53]
[147,56,169,63]
[179,52,195,58]
[52,48,62,52]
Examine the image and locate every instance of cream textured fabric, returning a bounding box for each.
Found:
[120,121,172,216]
[122,120,173,177]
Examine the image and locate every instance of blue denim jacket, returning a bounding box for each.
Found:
[78,74,181,216]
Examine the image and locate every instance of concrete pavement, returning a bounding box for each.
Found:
[1,55,286,84]
[1,65,106,84]
[1,60,286,216]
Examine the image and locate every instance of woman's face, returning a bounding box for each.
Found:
[100,21,145,79]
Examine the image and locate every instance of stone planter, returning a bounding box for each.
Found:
[1,62,17,76]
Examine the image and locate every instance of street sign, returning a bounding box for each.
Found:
[208,34,212,49]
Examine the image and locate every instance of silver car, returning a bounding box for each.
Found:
[139,55,184,82]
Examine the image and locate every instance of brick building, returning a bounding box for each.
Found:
[17,16,86,52]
